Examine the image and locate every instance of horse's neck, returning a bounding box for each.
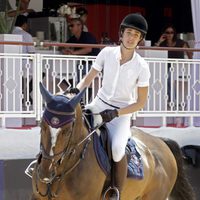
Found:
[57,111,107,199]
[65,108,105,174]
[73,118,88,142]
[61,137,106,199]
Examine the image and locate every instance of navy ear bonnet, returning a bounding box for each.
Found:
[39,82,86,128]
[47,95,74,112]
[43,95,75,128]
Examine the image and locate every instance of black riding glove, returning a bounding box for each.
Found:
[69,88,80,94]
[69,87,85,109]
[100,109,119,123]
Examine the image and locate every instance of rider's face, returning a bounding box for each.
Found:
[121,28,142,48]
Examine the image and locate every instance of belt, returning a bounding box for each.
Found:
[97,96,120,109]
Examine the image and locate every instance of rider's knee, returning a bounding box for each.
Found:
[112,144,125,162]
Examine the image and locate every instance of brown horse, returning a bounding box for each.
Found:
[29,83,195,200]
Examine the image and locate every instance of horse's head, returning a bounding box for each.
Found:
[37,83,86,184]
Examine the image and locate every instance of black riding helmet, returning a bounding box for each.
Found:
[120,13,148,38]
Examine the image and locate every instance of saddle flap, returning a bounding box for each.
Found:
[93,130,111,176]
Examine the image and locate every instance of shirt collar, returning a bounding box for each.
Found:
[116,46,121,60]
[116,45,136,61]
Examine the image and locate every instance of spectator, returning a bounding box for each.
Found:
[61,17,99,93]
[76,7,88,32]
[155,24,192,59]
[12,15,35,104]
[62,17,99,56]
[12,15,35,53]
[7,0,35,17]
[155,24,193,103]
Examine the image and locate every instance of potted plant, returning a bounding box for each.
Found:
[0,0,22,34]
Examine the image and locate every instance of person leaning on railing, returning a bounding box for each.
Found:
[154,24,193,105]
[154,24,193,59]
[61,17,99,56]
[60,17,100,93]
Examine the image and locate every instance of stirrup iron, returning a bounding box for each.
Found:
[102,186,120,200]
[25,160,37,178]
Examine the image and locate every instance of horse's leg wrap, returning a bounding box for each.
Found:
[111,156,127,198]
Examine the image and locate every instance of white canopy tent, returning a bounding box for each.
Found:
[190,0,200,126]
[191,0,200,59]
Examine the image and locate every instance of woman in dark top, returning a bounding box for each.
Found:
[155,24,192,59]
[155,24,192,103]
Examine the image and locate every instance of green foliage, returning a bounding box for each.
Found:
[0,0,21,34]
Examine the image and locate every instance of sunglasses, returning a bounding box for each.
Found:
[165,31,174,34]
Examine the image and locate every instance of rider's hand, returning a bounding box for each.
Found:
[100,109,119,123]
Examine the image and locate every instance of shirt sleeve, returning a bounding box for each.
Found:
[26,34,35,53]
[92,47,106,71]
[137,63,151,87]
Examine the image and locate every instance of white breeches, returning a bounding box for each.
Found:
[86,97,131,162]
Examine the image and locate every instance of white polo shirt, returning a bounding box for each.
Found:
[92,46,150,107]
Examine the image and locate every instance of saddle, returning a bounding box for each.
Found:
[84,109,144,180]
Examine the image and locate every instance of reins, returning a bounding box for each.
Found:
[77,121,104,146]
[35,136,92,198]
[35,116,92,198]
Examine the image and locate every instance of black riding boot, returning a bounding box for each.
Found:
[110,156,127,200]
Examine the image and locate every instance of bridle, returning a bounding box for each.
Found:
[35,136,91,198]
[33,87,105,198]
[34,107,95,198]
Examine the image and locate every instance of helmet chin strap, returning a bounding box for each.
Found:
[120,36,144,50]
[121,41,135,50]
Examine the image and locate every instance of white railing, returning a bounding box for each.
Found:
[138,57,200,126]
[0,52,200,127]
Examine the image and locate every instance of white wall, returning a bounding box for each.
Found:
[8,0,43,12]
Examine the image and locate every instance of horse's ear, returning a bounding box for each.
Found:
[68,88,87,110]
[39,82,53,103]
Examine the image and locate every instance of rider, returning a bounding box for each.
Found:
[73,13,150,199]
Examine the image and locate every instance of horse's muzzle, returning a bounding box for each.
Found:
[37,161,57,184]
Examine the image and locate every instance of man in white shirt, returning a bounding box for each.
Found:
[12,15,35,53]
[12,15,35,104]
[72,13,150,199]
